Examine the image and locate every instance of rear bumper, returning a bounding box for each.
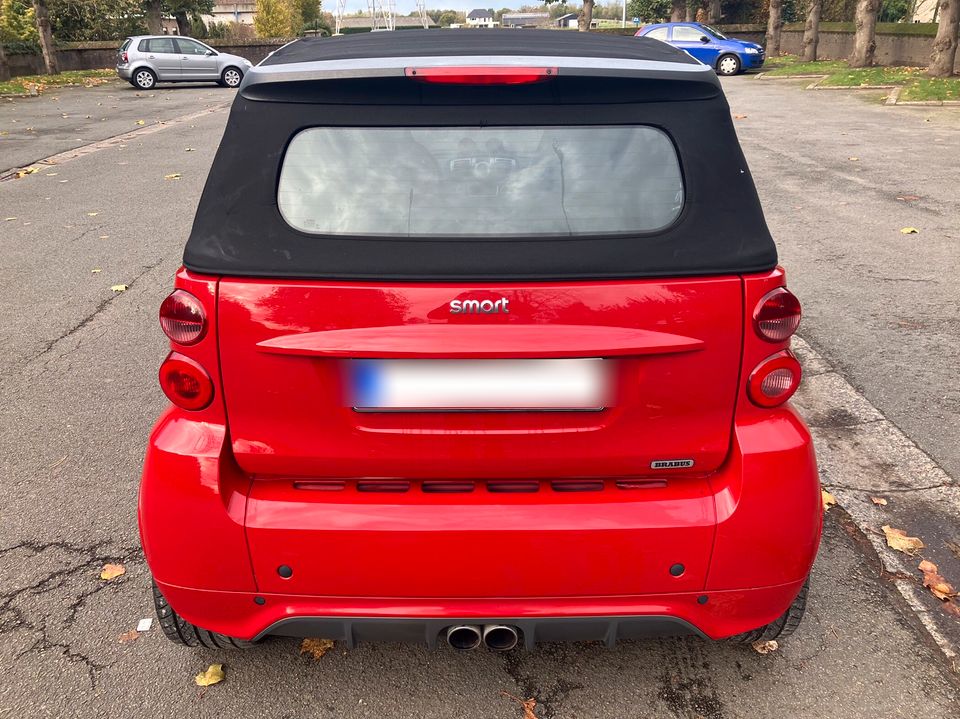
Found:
[116,65,131,79]
[140,406,820,643]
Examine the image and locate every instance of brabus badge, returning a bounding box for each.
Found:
[650,459,695,469]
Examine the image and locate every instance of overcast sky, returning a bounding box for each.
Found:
[375,0,552,14]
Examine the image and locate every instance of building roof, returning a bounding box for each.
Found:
[467,9,494,19]
[261,28,699,66]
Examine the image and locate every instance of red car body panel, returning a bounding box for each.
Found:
[139,268,821,643]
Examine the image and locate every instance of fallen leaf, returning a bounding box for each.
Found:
[118,629,139,643]
[900,227,919,234]
[15,166,39,178]
[164,173,182,180]
[300,637,335,660]
[882,525,925,555]
[194,663,225,687]
[848,156,859,161]
[946,540,960,561]
[870,496,888,506]
[99,235,110,239]
[185,147,195,152]
[752,639,779,654]
[46,172,58,176]
[99,562,125,580]
[896,194,920,202]
[501,691,537,719]
[821,490,836,511]
[91,268,102,274]
[944,602,960,618]
[919,560,957,601]
[110,284,128,293]
[135,119,145,125]
[86,212,98,217]
[733,113,748,119]
[4,217,16,221]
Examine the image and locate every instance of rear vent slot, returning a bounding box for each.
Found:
[292,480,345,491]
[615,479,668,490]
[550,479,604,492]
[487,480,540,493]
[357,480,411,493]
[422,481,475,493]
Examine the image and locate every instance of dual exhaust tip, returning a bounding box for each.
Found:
[446,624,519,652]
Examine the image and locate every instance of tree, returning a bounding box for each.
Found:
[164,0,214,36]
[626,0,670,20]
[1,0,38,42]
[670,0,683,20]
[0,42,9,82]
[766,0,784,56]
[928,0,959,76]
[436,9,457,24]
[849,0,880,66]
[802,0,821,60]
[706,0,721,22]
[254,0,292,35]
[32,0,58,73]
[144,0,162,33]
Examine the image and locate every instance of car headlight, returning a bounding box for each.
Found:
[744,47,759,54]
[243,59,252,67]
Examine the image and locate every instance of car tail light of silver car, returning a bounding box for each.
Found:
[748,350,802,408]
[753,287,802,342]
[159,289,207,345]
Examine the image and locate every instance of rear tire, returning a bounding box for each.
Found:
[132,67,157,90]
[728,580,808,643]
[716,54,742,76]
[152,581,257,649]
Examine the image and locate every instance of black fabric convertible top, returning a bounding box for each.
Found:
[261,29,699,67]
[183,32,776,281]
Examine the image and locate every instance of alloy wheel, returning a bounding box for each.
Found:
[224,69,242,87]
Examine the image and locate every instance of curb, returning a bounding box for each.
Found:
[792,336,960,664]
[755,71,958,106]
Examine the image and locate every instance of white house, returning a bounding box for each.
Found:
[466,9,497,27]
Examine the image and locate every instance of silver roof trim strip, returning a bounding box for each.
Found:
[245,54,711,85]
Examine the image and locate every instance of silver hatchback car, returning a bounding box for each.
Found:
[117,36,253,90]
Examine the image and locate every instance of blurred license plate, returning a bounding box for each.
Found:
[350,359,609,411]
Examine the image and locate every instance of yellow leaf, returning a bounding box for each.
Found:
[99,235,110,239]
[882,525,924,555]
[752,639,779,654]
[86,212,98,217]
[919,560,957,601]
[99,562,125,580]
[821,489,836,511]
[733,113,748,119]
[194,663,225,687]
[848,156,859,161]
[118,629,139,643]
[300,637,335,660]
[91,268,102,274]
[135,119,145,125]
[110,284,128,293]
[501,691,537,719]
[164,173,182,180]
[4,217,17,221]
[870,496,888,506]
[900,227,919,234]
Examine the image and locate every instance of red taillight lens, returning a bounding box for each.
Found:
[404,66,558,85]
[753,287,801,342]
[748,350,802,408]
[159,352,214,411]
[121,51,128,63]
[159,289,206,345]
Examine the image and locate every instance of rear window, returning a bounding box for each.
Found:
[277,126,683,238]
[119,38,131,51]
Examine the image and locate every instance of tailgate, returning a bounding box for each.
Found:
[218,277,742,479]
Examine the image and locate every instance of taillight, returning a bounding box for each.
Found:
[753,287,801,342]
[121,51,128,63]
[159,352,214,411]
[404,66,558,85]
[159,289,206,345]
[748,350,802,408]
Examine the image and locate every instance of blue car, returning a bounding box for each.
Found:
[635,22,765,76]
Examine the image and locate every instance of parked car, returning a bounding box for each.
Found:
[116,35,253,90]
[635,22,765,75]
[141,30,819,653]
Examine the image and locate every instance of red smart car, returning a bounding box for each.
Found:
[141,30,821,652]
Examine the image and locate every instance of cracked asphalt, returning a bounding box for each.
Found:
[1,78,959,717]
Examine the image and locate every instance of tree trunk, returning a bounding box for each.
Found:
[175,10,191,35]
[706,0,721,23]
[0,43,10,82]
[670,0,684,21]
[32,0,59,75]
[144,0,163,34]
[928,0,959,76]
[849,0,881,67]
[766,0,784,56]
[684,2,694,21]
[802,0,821,61]
[578,0,595,30]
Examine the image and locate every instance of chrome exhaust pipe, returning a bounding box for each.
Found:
[482,624,519,651]
[446,624,482,651]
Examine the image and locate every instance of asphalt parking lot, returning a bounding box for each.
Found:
[1,78,959,717]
